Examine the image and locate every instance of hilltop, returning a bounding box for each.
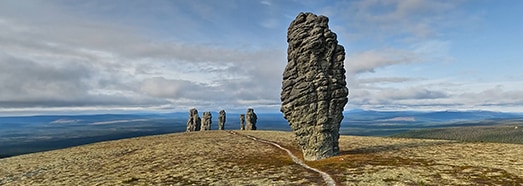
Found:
[1,131,522,185]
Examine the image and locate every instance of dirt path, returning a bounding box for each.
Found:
[230,131,336,186]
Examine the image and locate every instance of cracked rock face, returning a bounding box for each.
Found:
[218,110,226,130]
[186,108,201,132]
[245,108,257,130]
[201,112,212,131]
[281,12,349,161]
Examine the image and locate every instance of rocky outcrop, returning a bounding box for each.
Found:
[281,12,349,161]
[186,108,201,132]
[201,112,212,131]
[218,110,226,130]
[240,114,246,130]
[245,108,257,130]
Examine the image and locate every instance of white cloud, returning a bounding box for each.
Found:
[0,0,288,113]
[348,77,523,112]
[260,0,272,6]
[1,0,523,114]
[358,77,413,84]
[348,48,422,74]
[346,0,466,39]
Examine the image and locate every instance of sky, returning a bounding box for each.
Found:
[1,0,523,115]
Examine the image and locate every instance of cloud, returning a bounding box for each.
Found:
[381,87,448,100]
[350,85,447,104]
[260,0,272,6]
[329,0,467,40]
[358,77,414,84]
[322,0,470,111]
[0,55,90,105]
[456,86,523,108]
[348,78,523,112]
[1,0,522,114]
[0,0,289,113]
[140,77,205,99]
[348,48,422,74]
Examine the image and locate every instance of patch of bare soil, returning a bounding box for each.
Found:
[1,130,522,185]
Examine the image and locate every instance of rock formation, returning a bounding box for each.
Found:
[201,112,212,131]
[218,110,226,130]
[281,12,349,161]
[239,114,246,130]
[186,108,202,132]
[245,108,257,130]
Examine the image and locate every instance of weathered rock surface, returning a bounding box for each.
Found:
[186,108,201,132]
[239,114,246,130]
[245,108,257,130]
[281,12,349,161]
[218,110,226,130]
[201,112,212,131]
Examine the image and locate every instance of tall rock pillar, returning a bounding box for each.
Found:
[239,114,246,130]
[186,108,201,132]
[245,108,258,130]
[218,110,226,130]
[201,112,212,131]
[281,12,349,161]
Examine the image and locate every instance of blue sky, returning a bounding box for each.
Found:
[1,0,522,115]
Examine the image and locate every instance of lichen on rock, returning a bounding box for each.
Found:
[281,12,349,161]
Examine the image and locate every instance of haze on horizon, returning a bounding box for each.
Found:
[1,0,523,115]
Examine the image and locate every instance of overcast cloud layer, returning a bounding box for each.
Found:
[1,0,523,115]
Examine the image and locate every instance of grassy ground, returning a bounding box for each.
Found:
[1,130,522,185]
[0,131,322,185]
[393,123,523,144]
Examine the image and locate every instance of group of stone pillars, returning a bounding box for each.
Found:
[186,109,225,132]
[186,108,257,132]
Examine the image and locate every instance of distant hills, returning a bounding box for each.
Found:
[1,110,522,158]
[346,109,523,122]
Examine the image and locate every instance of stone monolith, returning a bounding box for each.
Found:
[201,112,212,131]
[245,108,257,130]
[281,12,349,161]
[240,114,246,130]
[186,108,201,132]
[218,110,226,130]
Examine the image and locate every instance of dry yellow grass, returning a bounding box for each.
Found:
[1,130,522,185]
